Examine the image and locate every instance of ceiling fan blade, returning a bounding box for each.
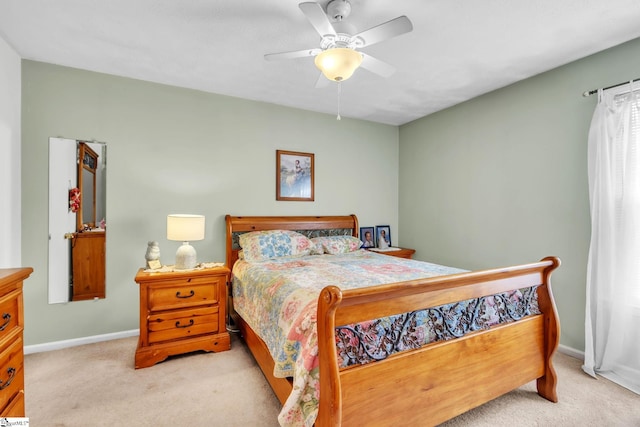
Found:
[264,48,321,61]
[354,16,413,47]
[314,72,330,88]
[360,53,396,78]
[299,2,337,38]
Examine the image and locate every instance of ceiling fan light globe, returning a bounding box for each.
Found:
[314,48,363,82]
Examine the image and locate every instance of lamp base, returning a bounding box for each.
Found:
[175,242,197,270]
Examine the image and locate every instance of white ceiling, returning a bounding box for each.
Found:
[2,0,640,125]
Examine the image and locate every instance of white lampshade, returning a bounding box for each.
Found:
[314,48,363,82]
[167,214,205,242]
[167,214,205,270]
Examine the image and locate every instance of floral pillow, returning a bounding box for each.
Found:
[311,235,363,255]
[309,242,324,255]
[239,230,316,261]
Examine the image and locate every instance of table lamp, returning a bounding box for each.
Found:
[167,214,205,270]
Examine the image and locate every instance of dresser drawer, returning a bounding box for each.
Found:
[2,390,24,417]
[148,306,219,344]
[0,290,21,346]
[148,277,221,312]
[0,337,24,414]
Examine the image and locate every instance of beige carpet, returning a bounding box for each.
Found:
[25,334,280,426]
[24,333,640,426]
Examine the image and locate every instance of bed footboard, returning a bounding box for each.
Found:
[315,256,560,426]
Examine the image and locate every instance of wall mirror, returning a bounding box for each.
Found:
[48,137,107,304]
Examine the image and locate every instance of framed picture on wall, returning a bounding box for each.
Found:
[276,150,314,201]
[360,227,375,248]
[376,225,391,249]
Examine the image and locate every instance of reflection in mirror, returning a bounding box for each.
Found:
[81,169,94,225]
[48,138,107,304]
[78,142,98,230]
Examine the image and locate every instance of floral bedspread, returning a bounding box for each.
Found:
[231,251,538,426]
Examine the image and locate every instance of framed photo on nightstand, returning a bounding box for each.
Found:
[360,227,375,248]
[375,225,391,249]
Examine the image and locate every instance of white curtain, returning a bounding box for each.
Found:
[584,83,640,394]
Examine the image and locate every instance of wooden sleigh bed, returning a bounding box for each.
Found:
[225,214,561,426]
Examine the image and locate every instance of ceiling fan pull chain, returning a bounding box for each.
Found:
[337,82,342,121]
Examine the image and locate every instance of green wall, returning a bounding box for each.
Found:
[21,61,398,346]
[399,37,640,352]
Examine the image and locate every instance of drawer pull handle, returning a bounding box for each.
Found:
[0,367,15,391]
[0,313,11,332]
[175,319,194,329]
[176,290,195,299]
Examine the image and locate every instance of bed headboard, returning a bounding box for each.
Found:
[225,215,359,270]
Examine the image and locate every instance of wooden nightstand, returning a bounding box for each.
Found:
[368,247,416,259]
[134,266,231,369]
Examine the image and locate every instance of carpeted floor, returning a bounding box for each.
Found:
[24,333,640,426]
[25,333,281,426]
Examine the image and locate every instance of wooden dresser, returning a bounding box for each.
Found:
[134,266,231,369]
[0,267,32,417]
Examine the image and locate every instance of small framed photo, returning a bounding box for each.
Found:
[276,150,314,201]
[360,227,375,248]
[375,225,391,248]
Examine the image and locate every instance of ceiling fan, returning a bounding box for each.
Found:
[264,0,413,84]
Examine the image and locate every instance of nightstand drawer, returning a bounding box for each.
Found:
[368,247,415,259]
[148,279,220,312]
[148,306,219,344]
[0,337,24,414]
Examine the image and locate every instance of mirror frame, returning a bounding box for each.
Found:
[77,142,98,230]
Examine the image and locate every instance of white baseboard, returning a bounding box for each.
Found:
[24,329,139,355]
[558,343,584,360]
